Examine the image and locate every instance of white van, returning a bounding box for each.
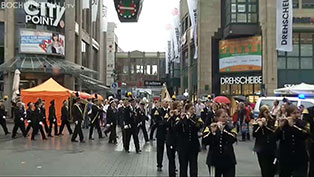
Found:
[253,96,314,118]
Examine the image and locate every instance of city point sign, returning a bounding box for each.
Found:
[24,0,65,28]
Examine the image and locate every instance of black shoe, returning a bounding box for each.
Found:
[125,150,130,153]
[80,140,86,143]
[5,132,11,135]
[157,167,162,172]
[12,136,16,139]
[136,150,142,154]
[48,135,53,137]
[71,140,79,143]
[89,138,94,140]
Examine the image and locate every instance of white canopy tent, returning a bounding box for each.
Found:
[274,83,314,96]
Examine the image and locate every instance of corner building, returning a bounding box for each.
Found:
[179,0,314,101]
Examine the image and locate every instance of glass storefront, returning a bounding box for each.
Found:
[220,83,261,96]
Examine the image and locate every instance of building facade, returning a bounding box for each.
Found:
[179,0,314,102]
[106,22,119,87]
[0,0,108,101]
[115,51,166,98]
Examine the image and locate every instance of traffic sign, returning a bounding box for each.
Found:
[112,82,118,89]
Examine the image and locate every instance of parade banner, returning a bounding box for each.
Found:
[102,0,108,32]
[83,0,90,9]
[165,40,171,74]
[187,0,198,59]
[171,4,181,63]
[276,0,293,52]
[20,29,65,56]
[219,36,262,72]
[92,0,100,22]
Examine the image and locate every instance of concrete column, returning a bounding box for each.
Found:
[88,0,94,77]
[197,0,221,97]
[260,0,277,96]
[97,0,104,83]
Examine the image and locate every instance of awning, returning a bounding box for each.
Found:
[0,55,97,76]
[77,74,110,91]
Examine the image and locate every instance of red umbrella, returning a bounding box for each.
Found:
[214,96,231,104]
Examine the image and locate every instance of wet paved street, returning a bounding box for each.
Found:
[0,124,260,176]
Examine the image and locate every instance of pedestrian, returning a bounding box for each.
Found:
[149,100,159,141]
[88,98,104,140]
[123,98,141,153]
[136,101,149,143]
[201,100,214,127]
[253,105,277,177]
[48,100,58,137]
[25,102,34,136]
[276,105,286,120]
[11,101,26,138]
[40,100,49,134]
[31,101,47,141]
[59,100,72,135]
[83,99,92,129]
[176,103,204,177]
[0,100,10,135]
[275,104,310,177]
[105,100,117,143]
[155,101,169,171]
[271,100,280,118]
[203,109,237,177]
[71,98,85,143]
[239,102,251,141]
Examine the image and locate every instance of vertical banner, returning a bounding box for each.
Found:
[102,0,108,32]
[92,0,100,22]
[83,0,90,9]
[172,7,181,64]
[187,0,198,59]
[276,0,293,52]
[166,41,172,74]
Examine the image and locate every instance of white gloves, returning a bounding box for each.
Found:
[75,121,78,125]
[27,120,31,123]
[20,118,24,121]
[53,119,56,122]
[39,122,43,125]
[3,116,5,119]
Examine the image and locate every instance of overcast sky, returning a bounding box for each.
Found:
[107,0,177,52]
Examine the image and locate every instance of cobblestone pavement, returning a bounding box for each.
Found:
[0,124,260,176]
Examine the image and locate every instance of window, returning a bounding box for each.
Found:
[130,64,134,74]
[221,85,230,95]
[242,84,253,95]
[226,0,258,25]
[302,0,314,8]
[146,65,151,75]
[152,65,158,75]
[293,0,299,8]
[287,57,300,69]
[136,65,144,73]
[301,58,313,69]
[301,101,314,108]
[123,65,129,74]
[278,57,286,69]
[254,84,261,95]
[231,84,241,95]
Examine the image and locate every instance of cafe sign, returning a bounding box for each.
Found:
[221,76,262,85]
[24,0,65,28]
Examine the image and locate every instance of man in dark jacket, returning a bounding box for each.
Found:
[89,99,104,140]
[31,101,47,141]
[40,100,49,133]
[71,98,85,143]
[105,101,117,143]
[12,101,26,138]
[0,100,10,135]
[136,101,149,142]
[59,100,72,135]
[48,100,58,137]
[150,100,160,140]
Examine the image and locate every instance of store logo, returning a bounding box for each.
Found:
[293,17,314,24]
[24,0,66,28]
[220,76,262,85]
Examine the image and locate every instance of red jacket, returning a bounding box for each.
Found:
[232,108,251,123]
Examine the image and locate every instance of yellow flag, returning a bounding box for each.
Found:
[161,83,172,102]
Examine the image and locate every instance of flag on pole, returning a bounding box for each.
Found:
[161,83,172,102]
[276,0,293,52]
[165,41,171,74]
[83,0,90,9]
[102,0,108,32]
[92,0,100,22]
[12,69,21,102]
[187,0,198,59]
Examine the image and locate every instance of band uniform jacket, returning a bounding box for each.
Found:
[14,106,24,123]
[40,106,46,122]
[136,107,148,127]
[61,105,69,121]
[201,107,214,127]
[0,105,6,120]
[252,118,277,155]
[72,103,83,122]
[123,106,137,130]
[176,115,204,153]
[166,115,178,147]
[106,106,117,126]
[203,123,237,167]
[155,108,169,140]
[49,105,56,121]
[150,107,158,126]
[275,118,310,166]
[26,108,34,122]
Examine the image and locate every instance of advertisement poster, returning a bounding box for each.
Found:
[219,36,262,72]
[20,29,65,56]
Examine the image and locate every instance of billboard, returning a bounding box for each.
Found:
[20,29,65,56]
[219,36,262,72]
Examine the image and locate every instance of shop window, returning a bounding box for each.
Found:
[254,84,261,95]
[287,57,300,69]
[302,0,314,8]
[278,57,286,69]
[242,84,253,95]
[221,85,230,95]
[231,84,241,95]
[301,58,313,69]
[300,33,313,56]
[293,0,299,8]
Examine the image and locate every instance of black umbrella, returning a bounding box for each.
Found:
[234,96,249,103]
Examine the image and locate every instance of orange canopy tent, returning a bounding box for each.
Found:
[21,78,72,125]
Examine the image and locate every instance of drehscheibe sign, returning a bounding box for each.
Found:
[24,0,65,28]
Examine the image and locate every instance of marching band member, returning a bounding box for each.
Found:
[48,100,58,137]
[59,100,72,135]
[71,97,85,143]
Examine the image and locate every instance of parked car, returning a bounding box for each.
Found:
[253,96,314,118]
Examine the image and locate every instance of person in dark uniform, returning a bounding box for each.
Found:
[40,100,49,134]
[303,106,314,177]
[59,100,72,135]
[203,109,237,177]
[12,101,26,138]
[150,100,160,141]
[71,98,85,143]
[105,100,117,143]
[48,100,58,137]
[0,100,10,135]
[89,99,104,140]
[201,100,214,127]
[176,103,203,177]
[25,102,34,136]
[155,101,169,171]
[253,105,277,177]
[31,101,47,141]
[275,104,310,177]
[165,101,181,177]
[136,101,149,142]
[123,98,141,153]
